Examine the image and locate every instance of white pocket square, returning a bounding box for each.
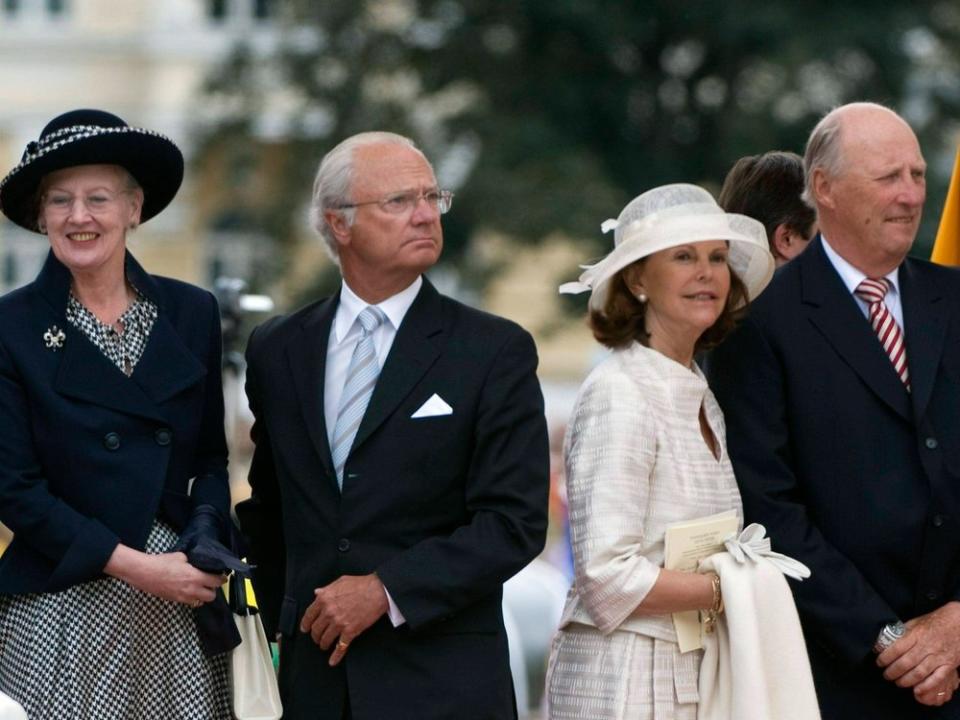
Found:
[411,393,453,418]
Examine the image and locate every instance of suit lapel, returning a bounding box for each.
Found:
[131,313,206,405]
[349,278,444,455]
[36,250,169,422]
[801,237,911,421]
[286,294,339,482]
[54,324,167,422]
[900,259,947,421]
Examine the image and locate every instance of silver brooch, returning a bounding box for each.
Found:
[43,325,65,350]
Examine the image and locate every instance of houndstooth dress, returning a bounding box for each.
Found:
[0,291,231,720]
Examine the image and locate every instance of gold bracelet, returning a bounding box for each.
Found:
[703,573,723,634]
[711,572,723,614]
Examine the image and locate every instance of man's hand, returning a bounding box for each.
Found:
[878,602,960,701]
[299,573,389,666]
[911,665,960,706]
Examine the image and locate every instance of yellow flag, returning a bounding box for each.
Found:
[932,149,960,265]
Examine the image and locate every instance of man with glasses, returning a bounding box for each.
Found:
[238,132,549,720]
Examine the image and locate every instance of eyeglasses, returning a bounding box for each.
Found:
[337,189,454,216]
[42,190,129,215]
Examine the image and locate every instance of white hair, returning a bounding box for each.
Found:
[308,131,429,265]
[801,101,898,208]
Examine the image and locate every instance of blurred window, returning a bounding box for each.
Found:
[253,0,271,20]
[208,0,227,21]
[2,0,19,18]
[46,0,66,15]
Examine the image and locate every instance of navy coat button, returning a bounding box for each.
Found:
[154,428,172,446]
[103,432,120,451]
[925,437,938,449]
[932,515,945,527]
[337,538,350,552]
[927,589,940,601]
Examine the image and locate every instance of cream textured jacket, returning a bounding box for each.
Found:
[558,342,743,640]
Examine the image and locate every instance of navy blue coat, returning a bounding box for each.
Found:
[238,278,550,720]
[0,251,234,647]
[707,236,960,719]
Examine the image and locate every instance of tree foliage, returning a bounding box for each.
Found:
[195,0,960,298]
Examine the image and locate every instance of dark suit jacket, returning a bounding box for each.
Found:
[238,277,549,720]
[707,236,960,719]
[0,251,235,650]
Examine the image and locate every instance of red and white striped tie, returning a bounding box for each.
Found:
[854,278,910,391]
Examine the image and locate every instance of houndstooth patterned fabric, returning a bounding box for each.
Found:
[65,287,157,375]
[0,521,231,719]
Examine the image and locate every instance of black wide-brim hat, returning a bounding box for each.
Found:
[0,108,184,233]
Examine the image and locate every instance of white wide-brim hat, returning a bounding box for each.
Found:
[560,183,775,312]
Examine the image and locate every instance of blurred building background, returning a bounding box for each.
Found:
[3,1,960,714]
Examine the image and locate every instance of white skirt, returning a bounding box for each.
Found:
[546,623,702,720]
[0,521,231,720]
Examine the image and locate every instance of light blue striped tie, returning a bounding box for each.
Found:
[331,306,387,489]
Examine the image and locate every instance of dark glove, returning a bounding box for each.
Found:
[174,504,251,577]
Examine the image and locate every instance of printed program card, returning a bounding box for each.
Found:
[664,509,739,652]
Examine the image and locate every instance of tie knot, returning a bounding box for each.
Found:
[357,305,387,334]
[855,278,890,304]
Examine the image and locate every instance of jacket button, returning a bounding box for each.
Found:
[932,514,945,528]
[925,437,938,449]
[103,432,120,451]
[927,589,940,601]
[154,428,172,446]
[337,538,350,553]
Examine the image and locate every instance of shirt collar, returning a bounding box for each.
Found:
[820,234,901,298]
[333,275,423,345]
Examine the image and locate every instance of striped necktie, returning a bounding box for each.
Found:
[331,306,387,488]
[854,278,910,391]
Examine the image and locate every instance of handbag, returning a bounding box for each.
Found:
[229,575,283,720]
[0,689,27,720]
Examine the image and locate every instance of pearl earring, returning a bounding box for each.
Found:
[637,292,648,303]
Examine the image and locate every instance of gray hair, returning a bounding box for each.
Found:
[801,110,845,209]
[308,131,428,265]
[802,101,897,209]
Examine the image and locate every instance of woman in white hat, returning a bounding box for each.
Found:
[546,184,775,719]
[0,109,242,718]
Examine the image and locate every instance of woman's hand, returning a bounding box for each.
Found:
[104,544,227,607]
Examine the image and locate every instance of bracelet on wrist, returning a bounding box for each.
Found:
[702,573,723,634]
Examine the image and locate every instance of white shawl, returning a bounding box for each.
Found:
[698,524,821,720]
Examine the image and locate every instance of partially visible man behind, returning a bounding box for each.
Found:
[238,132,550,720]
[718,150,817,267]
[708,102,960,718]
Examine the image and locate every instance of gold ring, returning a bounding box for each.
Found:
[336,639,349,650]
[192,600,202,608]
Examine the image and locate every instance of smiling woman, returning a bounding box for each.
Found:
[0,109,242,719]
[37,164,142,286]
[547,185,775,720]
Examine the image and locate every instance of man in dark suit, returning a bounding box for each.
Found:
[238,132,549,719]
[708,102,960,718]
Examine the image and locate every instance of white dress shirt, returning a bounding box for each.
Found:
[323,275,423,626]
[821,235,905,333]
